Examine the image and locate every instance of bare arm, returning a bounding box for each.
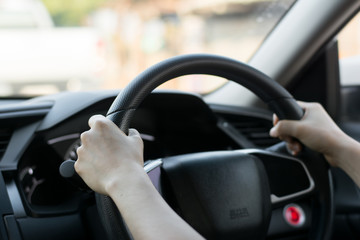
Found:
[270,101,360,187]
[75,115,204,240]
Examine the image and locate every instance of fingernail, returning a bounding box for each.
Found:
[269,127,276,137]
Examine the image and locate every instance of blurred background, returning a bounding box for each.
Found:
[5,0,359,96]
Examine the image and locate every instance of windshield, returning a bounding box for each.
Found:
[0,0,295,97]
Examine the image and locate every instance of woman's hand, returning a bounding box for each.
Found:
[74,115,205,240]
[75,115,144,195]
[270,101,349,167]
[270,101,360,187]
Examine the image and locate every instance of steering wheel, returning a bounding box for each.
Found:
[97,54,333,240]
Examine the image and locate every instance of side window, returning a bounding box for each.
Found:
[338,13,360,86]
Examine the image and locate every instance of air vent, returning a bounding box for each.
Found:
[218,114,280,148]
[0,129,12,160]
[231,120,280,148]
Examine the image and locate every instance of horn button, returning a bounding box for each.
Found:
[162,151,271,240]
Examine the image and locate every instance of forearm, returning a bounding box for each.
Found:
[331,136,360,187]
[106,165,205,240]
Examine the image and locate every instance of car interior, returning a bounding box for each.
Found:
[1,0,360,239]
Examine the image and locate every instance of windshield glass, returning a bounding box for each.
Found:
[0,0,295,97]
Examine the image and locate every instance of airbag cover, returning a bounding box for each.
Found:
[162,151,271,240]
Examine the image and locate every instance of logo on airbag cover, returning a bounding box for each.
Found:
[230,208,249,219]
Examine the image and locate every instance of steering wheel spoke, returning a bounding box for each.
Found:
[240,149,316,205]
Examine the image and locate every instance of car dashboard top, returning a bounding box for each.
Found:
[0,90,359,240]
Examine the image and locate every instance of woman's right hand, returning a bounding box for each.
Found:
[270,101,350,167]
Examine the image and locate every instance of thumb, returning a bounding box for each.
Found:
[270,119,300,139]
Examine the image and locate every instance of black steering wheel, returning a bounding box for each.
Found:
[97,54,333,240]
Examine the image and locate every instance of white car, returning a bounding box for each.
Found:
[0,0,104,95]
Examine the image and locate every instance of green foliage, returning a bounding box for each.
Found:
[41,0,108,26]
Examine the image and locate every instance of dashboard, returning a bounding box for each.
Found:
[17,91,240,213]
[0,90,359,240]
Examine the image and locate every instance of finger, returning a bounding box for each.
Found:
[296,101,316,109]
[286,141,302,156]
[269,125,278,138]
[74,159,81,174]
[296,101,325,115]
[89,115,126,137]
[76,144,84,159]
[88,115,106,128]
[272,114,279,126]
[128,128,141,137]
[80,131,95,148]
[269,119,299,138]
[128,129,144,148]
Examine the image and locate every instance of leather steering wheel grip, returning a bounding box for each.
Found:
[105,54,304,133]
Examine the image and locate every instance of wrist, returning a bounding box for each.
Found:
[104,162,148,197]
[325,133,359,168]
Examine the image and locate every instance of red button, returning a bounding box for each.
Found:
[283,204,305,227]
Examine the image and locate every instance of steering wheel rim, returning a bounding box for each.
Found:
[98,54,333,240]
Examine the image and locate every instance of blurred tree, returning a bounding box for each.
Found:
[41,0,108,26]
